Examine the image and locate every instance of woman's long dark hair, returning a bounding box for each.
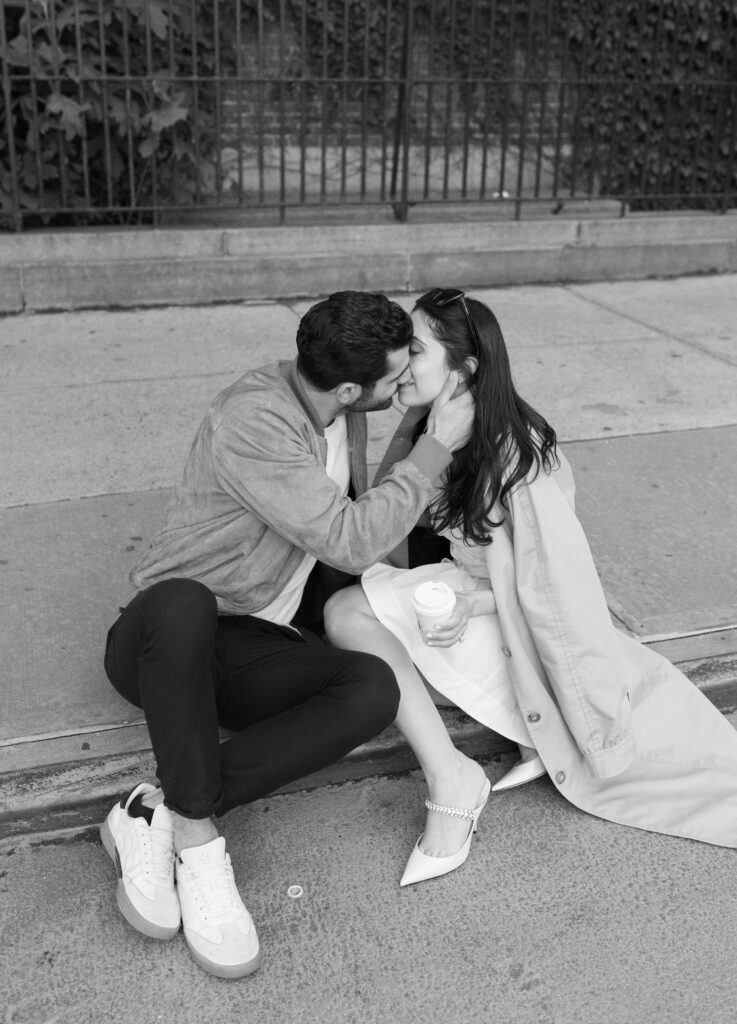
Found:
[414,290,558,545]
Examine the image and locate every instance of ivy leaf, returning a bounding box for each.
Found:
[46,93,90,141]
[146,0,170,40]
[147,92,190,132]
[0,38,31,68]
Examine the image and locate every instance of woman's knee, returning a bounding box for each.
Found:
[324,585,371,646]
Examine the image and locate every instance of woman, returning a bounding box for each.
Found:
[324,287,737,887]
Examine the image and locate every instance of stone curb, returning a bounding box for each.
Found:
[2,654,735,841]
[1,211,736,314]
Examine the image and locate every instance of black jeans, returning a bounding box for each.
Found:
[104,578,399,819]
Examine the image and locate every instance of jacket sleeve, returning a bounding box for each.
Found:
[210,398,452,573]
[510,467,636,778]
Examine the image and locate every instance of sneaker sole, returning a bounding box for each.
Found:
[100,818,180,941]
[184,936,264,980]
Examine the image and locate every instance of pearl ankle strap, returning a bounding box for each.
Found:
[424,799,475,821]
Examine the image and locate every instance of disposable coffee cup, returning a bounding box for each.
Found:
[411,580,457,639]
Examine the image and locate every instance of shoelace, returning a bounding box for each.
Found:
[190,859,240,922]
[141,823,175,883]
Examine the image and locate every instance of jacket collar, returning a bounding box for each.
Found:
[279,358,326,436]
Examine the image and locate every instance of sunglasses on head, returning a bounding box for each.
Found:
[426,288,481,353]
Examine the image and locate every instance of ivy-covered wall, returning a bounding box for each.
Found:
[565,0,737,210]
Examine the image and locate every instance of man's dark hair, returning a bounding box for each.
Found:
[296,291,412,391]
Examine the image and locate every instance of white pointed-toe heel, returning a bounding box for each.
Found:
[491,755,546,792]
[400,777,491,887]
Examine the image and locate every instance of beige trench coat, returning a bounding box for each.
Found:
[488,451,737,848]
[376,415,737,847]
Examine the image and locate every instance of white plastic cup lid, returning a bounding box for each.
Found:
[411,580,456,616]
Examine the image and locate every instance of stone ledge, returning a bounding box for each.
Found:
[2,652,734,840]
[1,212,735,313]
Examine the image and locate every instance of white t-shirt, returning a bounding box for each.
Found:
[251,415,351,625]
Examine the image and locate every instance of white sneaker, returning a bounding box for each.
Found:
[100,782,180,940]
[176,836,262,979]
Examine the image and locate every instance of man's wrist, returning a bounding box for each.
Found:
[406,433,453,480]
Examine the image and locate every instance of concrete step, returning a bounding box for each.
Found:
[2,631,735,840]
[2,210,736,313]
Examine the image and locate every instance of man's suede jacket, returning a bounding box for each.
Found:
[131,359,452,615]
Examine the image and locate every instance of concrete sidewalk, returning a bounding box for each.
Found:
[1,272,737,836]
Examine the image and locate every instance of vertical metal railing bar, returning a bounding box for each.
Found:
[420,0,437,201]
[653,2,680,205]
[339,0,349,203]
[701,1,727,208]
[693,0,721,207]
[619,0,646,210]
[193,0,205,208]
[441,0,459,200]
[211,0,222,212]
[256,0,265,204]
[672,2,702,211]
[550,0,570,202]
[531,0,553,200]
[22,0,44,219]
[119,0,137,216]
[298,0,307,204]
[142,0,158,224]
[389,0,408,203]
[497,0,514,202]
[319,0,328,203]
[358,0,369,201]
[721,81,737,214]
[0,0,22,229]
[636,0,667,204]
[378,0,391,202]
[278,0,286,221]
[459,0,478,200]
[567,0,592,202]
[584,0,610,200]
[185,0,196,207]
[478,0,498,201]
[94,0,113,212]
[513,0,534,219]
[389,0,414,219]
[46,0,70,212]
[166,0,179,216]
[72,0,92,212]
[399,0,414,218]
[605,0,631,215]
[233,0,243,206]
[706,79,731,208]
[720,8,737,214]
[474,0,491,199]
[376,0,388,200]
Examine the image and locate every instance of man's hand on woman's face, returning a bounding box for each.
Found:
[425,372,475,452]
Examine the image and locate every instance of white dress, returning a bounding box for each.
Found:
[361,528,533,748]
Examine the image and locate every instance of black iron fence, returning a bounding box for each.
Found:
[1,0,736,230]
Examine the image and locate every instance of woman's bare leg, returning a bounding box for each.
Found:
[325,587,488,857]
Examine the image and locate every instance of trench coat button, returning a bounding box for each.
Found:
[527,712,541,723]
[501,645,512,657]
[555,771,566,785]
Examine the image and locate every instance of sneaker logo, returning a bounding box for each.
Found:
[199,850,212,864]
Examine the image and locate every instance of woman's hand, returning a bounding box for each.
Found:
[421,589,496,647]
[422,594,470,647]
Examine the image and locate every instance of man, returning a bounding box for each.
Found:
[101,290,472,979]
